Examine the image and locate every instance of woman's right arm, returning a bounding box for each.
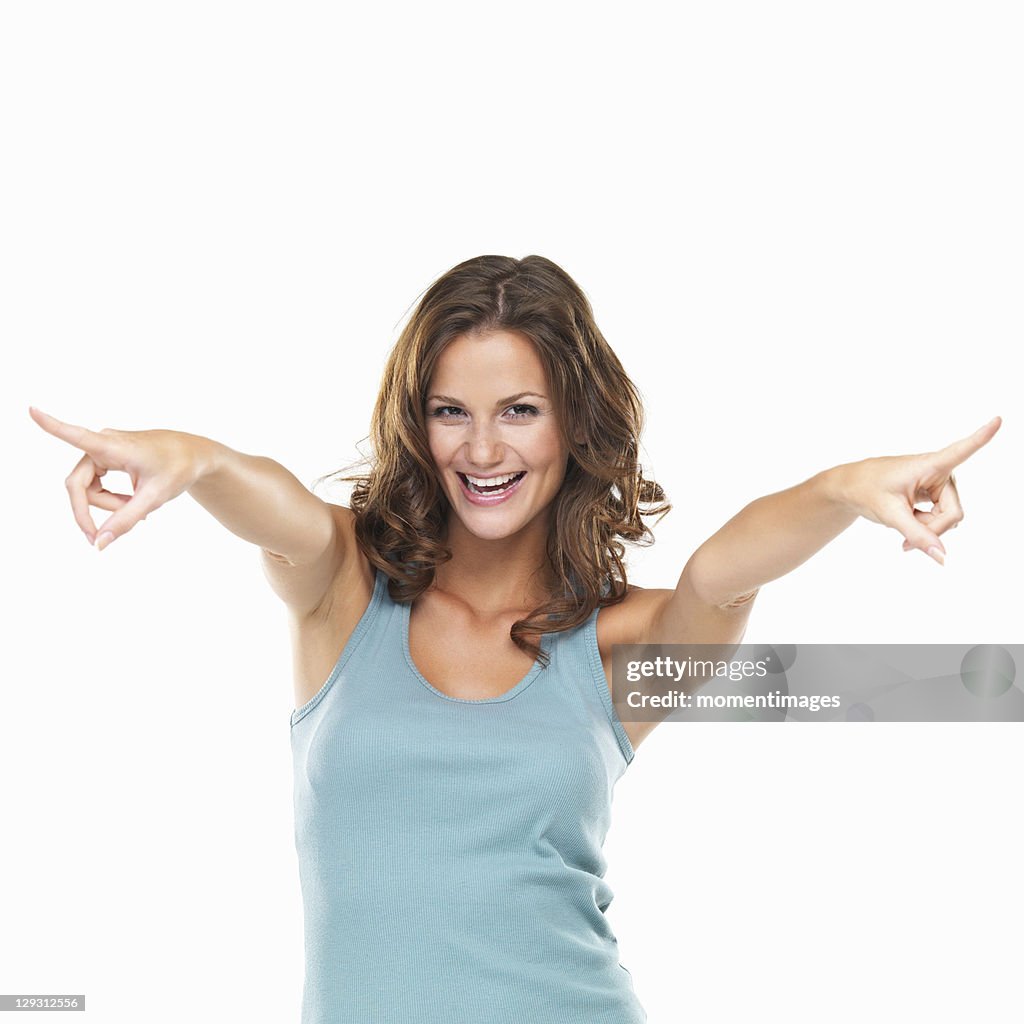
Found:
[30,408,351,620]
[188,437,352,618]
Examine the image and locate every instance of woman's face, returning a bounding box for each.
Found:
[424,329,570,542]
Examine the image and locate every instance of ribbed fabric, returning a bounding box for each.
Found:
[290,568,645,1024]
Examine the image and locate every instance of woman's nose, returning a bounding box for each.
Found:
[465,422,505,464]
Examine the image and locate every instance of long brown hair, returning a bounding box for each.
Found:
[314,254,671,667]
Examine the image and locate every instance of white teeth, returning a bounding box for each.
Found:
[463,472,522,487]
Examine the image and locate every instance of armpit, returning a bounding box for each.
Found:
[718,588,760,610]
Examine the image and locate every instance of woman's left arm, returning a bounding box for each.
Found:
[681,416,1002,610]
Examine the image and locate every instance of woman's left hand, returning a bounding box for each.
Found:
[837,416,1002,565]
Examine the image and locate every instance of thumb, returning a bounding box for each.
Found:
[94,483,160,551]
[890,504,946,565]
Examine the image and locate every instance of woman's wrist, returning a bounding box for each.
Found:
[817,462,858,512]
[183,433,231,489]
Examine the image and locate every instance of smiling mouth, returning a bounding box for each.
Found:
[456,471,527,496]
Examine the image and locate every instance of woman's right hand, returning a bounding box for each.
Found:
[29,407,212,550]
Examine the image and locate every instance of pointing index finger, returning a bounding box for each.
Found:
[937,416,1002,470]
[29,406,111,456]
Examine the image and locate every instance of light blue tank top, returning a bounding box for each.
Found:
[290,567,645,1024]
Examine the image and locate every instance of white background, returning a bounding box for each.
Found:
[3,2,1021,1022]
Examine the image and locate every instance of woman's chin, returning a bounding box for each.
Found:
[457,515,525,542]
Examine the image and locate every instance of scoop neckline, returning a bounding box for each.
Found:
[401,596,553,705]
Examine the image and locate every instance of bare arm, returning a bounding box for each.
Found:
[187,437,350,617]
[29,406,349,620]
[684,465,857,608]
[187,438,335,561]
[642,466,874,650]
[646,417,1000,645]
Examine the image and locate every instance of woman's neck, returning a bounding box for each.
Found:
[433,514,558,613]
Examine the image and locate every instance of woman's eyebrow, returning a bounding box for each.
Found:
[426,391,548,406]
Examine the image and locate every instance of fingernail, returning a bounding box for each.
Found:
[926,545,945,566]
[96,531,115,551]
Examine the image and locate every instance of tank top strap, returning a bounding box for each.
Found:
[581,605,635,765]
[289,566,391,728]
[543,602,635,768]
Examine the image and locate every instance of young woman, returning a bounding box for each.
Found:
[30,254,1000,1023]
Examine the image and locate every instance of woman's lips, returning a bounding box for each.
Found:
[456,471,527,506]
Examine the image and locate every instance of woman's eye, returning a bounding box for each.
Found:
[431,406,464,418]
[507,404,538,419]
